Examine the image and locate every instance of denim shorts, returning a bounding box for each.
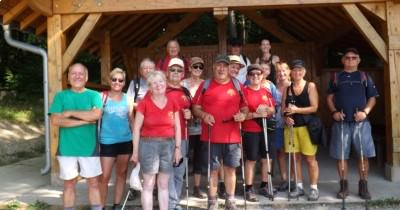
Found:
[201,142,241,171]
[329,120,375,160]
[139,138,174,174]
[243,131,275,161]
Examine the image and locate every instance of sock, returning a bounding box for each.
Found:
[245,184,253,191]
[91,205,102,210]
[260,181,268,188]
[297,182,303,189]
[310,184,318,190]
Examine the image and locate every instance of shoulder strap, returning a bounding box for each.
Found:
[330,72,338,87]
[360,71,368,87]
[201,79,211,95]
[133,78,140,102]
[101,91,109,108]
[242,55,248,65]
[231,78,244,102]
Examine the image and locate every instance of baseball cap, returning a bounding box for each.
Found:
[290,59,306,69]
[190,57,204,66]
[168,58,184,68]
[343,47,359,55]
[215,54,230,64]
[229,55,245,68]
[247,64,263,74]
[229,37,243,46]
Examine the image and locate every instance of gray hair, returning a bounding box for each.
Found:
[140,58,155,70]
[146,70,166,87]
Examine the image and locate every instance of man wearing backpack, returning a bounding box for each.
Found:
[127,58,155,104]
[327,48,379,200]
[192,54,248,210]
[229,38,251,84]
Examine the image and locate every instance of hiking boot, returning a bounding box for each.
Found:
[278,180,296,192]
[193,187,207,199]
[358,180,371,200]
[308,188,319,201]
[224,198,238,210]
[218,182,226,199]
[258,184,276,199]
[289,187,305,198]
[208,198,218,210]
[337,180,349,199]
[245,187,258,202]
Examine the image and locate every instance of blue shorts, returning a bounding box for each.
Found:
[201,142,241,171]
[273,128,284,150]
[329,120,376,160]
[139,138,174,174]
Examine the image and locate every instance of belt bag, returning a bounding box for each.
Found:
[303,114,327,146]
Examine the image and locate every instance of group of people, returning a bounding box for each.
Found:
[49,38,379,210]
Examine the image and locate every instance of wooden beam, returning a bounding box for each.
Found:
[62,13,102,73]
[360,3,386,21]
[52,0,385,14]
[148,13,201,49]
[61,14,85,32]
[213,7,228,21]
[216,18,227,54]
[3,0,29,24]
[35,22,47,36]
[342,4,387,62]
[29,0,52,16]
[100,31,111,85]
[19,12,41,30]
[47,15,64,185]
[241,11,298,43]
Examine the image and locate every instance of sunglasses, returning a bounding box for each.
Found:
[248,72,262,77]
[192,64,204,70]
[169,68,183,73]
[111,78,124,83]
[344,56,359,60]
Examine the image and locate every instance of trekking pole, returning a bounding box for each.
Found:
[262,117,274,201]
[340,111,346,210]
[239,123,247,210]
[287,124,292,201]
[185,119,189,210]
[207,124,211,196]
[291,124,299,200]
[121,189,131,210]
[356,109,369,210]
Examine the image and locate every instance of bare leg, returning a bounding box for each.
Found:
[336,160,349,180]
[277,149,288,181]
[157,172,170,210]
[114,154,130,204]
[358,158,369,180]
[209,169,219,197]
[87,176,102,206]
[142,174,156,210]
[99,157,115,206]
[63,178,77,208]
[245,160,256,185]
[224,166,236,196]
[305,155,319,185]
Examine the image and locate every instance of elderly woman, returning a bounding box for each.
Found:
[242,64,275,201]
[131,71,182,210]
[255,39,280,83]
[281,59,320,201]
[98,68,133,210]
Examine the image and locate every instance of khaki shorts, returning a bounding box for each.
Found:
[284,126,318,156]
[57,156,102,180]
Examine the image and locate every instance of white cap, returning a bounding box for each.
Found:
[168,58,184,68]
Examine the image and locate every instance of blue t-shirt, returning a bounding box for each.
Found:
[100,94,132,144]
[327,70,379,122]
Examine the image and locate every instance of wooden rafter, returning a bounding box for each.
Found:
[62,13,102,72]
[240,10,297,43]
[3,0,29,24]
[36,22,47,35]
[342,4,387,62]
[20,12,41,30]
[52,0,385,14]
[62,14,85,32]
[114,15,154,45]
[279,10,317,40]
[127,15,165,46]
[148,13,202,49]
[111,15,140,36]
[29,0,52,16]
[317,24,353,48]
[360,3,386,21]
[132,15,167,47]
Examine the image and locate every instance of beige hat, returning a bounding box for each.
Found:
[168,58,184,68]
[229,55,245,68]
[190,57,204,66]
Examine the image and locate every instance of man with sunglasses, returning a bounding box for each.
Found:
[327,48,379,200]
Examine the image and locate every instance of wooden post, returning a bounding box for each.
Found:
[100,31,111,85]
[384,1,400,181]
[47,15,64,185]
[214,8,228,54]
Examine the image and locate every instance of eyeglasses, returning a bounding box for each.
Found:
[248,72,262,77]
[192,64,204,70]
[111,78,124,83]
[344,56,359,60]
[169,68,183,73]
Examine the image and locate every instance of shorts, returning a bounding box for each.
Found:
[57,156,102,180]
[100,141,132,157]
[273,128,284,150]
[201,142,241,171]
[329,120,376,160]
[243,131,275,161]
[139,138,174,174]
[284,126,318,156]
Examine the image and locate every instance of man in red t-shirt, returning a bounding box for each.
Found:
[156,40,189,75]
[192,54,248,210]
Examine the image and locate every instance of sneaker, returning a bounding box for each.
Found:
[193,187,207,199]
[258,185,276,199]
[208,198,218,210]
[289,187,305,198]
[224,198,238,210]
[337,180,349,199]
[278,181,296,192]
[218,182,226,199]
[358,180,371,200]
[308,188,319,201]
[245,188,259,202]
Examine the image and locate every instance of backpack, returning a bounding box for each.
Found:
[242,55,249,66]
[132,78,140,102]
[201,78,244,103]
[331,71,368,88]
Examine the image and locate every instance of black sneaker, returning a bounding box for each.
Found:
[278,181,296,192]
[245,187,259,202]
[258,185,276,199]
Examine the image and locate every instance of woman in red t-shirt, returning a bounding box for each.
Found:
[242,64,276,201]
[131,70,182,210]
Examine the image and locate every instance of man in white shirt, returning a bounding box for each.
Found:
[229,38,251,84]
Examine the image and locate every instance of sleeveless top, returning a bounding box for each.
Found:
[285,82,310,126]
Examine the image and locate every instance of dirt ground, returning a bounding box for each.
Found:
[0,119,44,165]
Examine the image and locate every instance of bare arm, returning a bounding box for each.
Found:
[131,111,144,164]
[192,104,215,126]
[354,96,376,122]
[285,82,318,115]
[173,111,182,164]
[62,109,102,122]
[50,113,94,127]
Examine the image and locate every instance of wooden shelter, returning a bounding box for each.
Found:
[1,0,400,184]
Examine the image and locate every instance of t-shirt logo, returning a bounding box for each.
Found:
[262,95,268,102]
[168,111,174,120]
[181,95,188,102]
[227,89,236,97]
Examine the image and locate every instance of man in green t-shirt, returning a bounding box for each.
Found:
[49,63,103,210]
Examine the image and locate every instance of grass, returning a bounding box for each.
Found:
[0,96,44,124]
